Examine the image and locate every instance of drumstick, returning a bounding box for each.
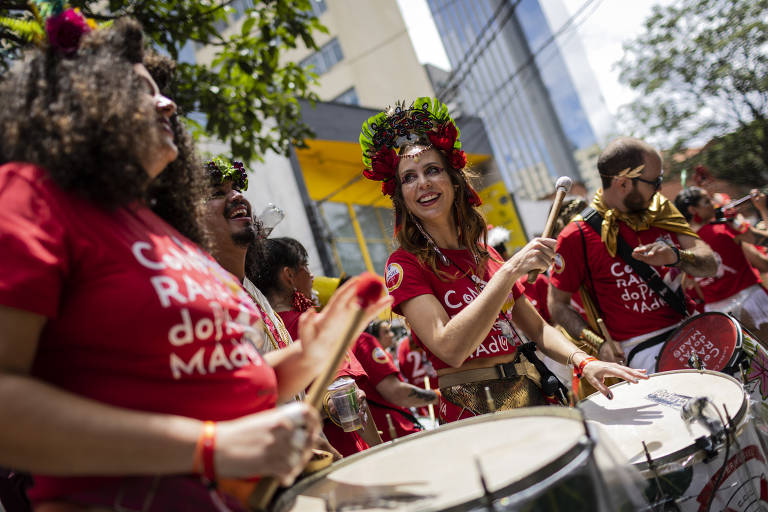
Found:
[596,318,622,363]
[528,176,572,283]
[424,376,436,426]
[249,273,385,511]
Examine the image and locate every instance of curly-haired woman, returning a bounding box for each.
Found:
[0,13,388,511]
[360,98,647,424]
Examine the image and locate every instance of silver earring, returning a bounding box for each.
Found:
[412,215,449,266]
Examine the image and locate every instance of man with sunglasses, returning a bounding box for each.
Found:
[548,137,716,372]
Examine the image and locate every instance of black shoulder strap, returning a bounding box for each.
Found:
[582,207,689,318]
[575,216,604,319]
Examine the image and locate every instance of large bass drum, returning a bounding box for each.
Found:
[581,370,768,511]
[273,407,647,512]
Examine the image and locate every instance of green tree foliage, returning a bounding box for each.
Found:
[618,0,768,185]
[0,0,327,162]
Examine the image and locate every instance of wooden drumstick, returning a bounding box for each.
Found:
[528,176,572,283]
[249,273,385,511]
[596,318,621,363]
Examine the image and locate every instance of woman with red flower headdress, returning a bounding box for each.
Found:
[360,98,646,423]
[0,10,390,511]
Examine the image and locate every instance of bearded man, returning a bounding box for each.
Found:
[548,137,717,372]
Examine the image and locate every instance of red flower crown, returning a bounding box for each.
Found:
[359,98,479,206]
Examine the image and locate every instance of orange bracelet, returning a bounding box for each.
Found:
[575,356,598,379]
[193,421,216,482]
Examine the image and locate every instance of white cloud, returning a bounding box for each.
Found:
[560,0,676,116]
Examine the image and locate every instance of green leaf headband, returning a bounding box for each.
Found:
[359,97,461,170]
[359,97,475,202]
[206,157,248,191]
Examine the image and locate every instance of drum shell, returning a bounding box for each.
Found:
[273,407,645,512]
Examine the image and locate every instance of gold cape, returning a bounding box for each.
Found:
[586,189,699,257]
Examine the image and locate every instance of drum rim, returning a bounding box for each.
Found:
[273,406,590,512]
[655,311,743,373]
[582,369,748,472]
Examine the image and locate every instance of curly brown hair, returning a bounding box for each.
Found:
[0,18,209,247]
[393,141,490,279]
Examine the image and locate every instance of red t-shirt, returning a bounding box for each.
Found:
[550,219,687,341]
[518,273,551,322]
[351,333,420,441]
[397,337,437,390]
[694,222,761,303]
[277,309,302,341]
[396,337,436,417]
[385,246,525,372]
[0,163,277,500]
[321,351,370,457]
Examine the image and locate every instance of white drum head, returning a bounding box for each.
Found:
[275,408,587,512]
[580,370,747,468]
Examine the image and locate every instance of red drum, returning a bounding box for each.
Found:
[657,312,746,373]
[657,312,768,439]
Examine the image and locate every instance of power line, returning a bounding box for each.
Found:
[435,0,523,101]
[434,0,510,96]
[460,0,602,119]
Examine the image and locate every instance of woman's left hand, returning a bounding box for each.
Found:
[581,360,648,400]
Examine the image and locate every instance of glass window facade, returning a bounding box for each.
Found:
[427,0,598,199]
[333,87,360,106]
[320,202,394,276]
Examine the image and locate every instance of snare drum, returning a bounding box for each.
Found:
[273,408,647,512]
[657,312,768,424]
[581,370,768,511]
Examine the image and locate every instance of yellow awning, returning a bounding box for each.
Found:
[296,139,490,207]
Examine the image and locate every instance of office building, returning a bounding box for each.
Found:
[427,0,614,199]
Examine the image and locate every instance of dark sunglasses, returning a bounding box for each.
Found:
[632,175,663,190]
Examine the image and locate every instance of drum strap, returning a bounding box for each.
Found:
[364,399,423,430]
[625,328,675,366]
[581,208,690,318]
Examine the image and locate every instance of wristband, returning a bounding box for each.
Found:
[575,356,598,379]
[663,245,680,267]
[193,421,217,482]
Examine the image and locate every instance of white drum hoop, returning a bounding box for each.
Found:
[582,369,749,472]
